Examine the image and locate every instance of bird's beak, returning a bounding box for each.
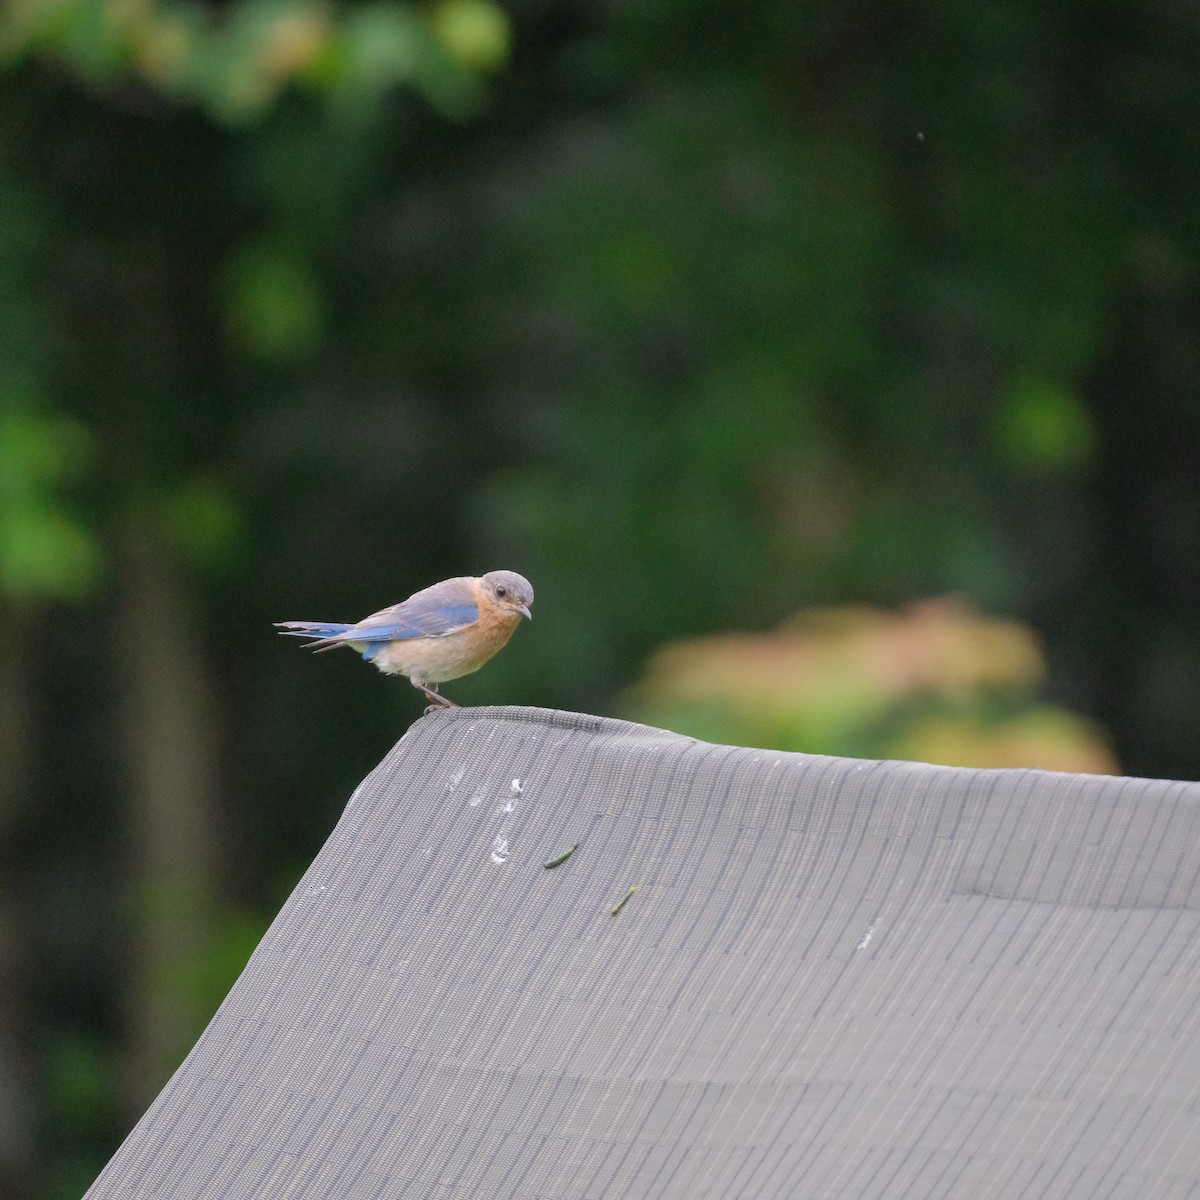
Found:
[517,604,532,621]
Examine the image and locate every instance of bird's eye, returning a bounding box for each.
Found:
[496,585,508,598]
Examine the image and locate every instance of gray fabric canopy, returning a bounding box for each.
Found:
[87,707,1200,1199]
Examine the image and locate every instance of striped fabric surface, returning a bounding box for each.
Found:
[87,707,1200,1199]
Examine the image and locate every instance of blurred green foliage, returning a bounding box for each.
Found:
[39,1031,121,1200]
[0,406,99,599]
[625,597,1117,773]
[0,0,506,121]
[1,0,1198,1193]
[995,379,1096,471]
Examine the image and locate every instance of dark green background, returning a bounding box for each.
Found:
[1,0,1198,1194]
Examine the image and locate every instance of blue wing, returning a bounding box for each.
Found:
[276,577,480,653]
[349,602,479,642]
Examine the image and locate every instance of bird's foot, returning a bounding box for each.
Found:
[413,680,457,712]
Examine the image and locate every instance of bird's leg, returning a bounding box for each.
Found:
[412,679,457,710]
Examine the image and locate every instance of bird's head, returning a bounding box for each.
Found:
[482,570,534,621]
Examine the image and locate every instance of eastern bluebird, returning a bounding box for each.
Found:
[276,570,534,708]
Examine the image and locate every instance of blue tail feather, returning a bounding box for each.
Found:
[275,621,353,638]
[274,620,359,652]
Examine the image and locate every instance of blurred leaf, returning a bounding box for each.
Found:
[995,380,1095,470]
[2,0,498,121]
[0,407,99,600]
[39,1030,120,1200]
[206,0,333,120]
[168,907,268,1018]
[625,598,1116,773]
[42,1030,113,1131]
[160,475,244,567]
[336,3,424,89]
[0,405,91,497]
[426,0,508,73]
[0,506,100,599]
[886,705,1118,774]
[223,241,325,360]
[127,2,205,91]
[325,0,484,114]
[38,0,130,80]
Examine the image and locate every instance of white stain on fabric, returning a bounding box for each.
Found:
[491,836,510,865]
[856,921,878,951]
[511,778,524,797]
